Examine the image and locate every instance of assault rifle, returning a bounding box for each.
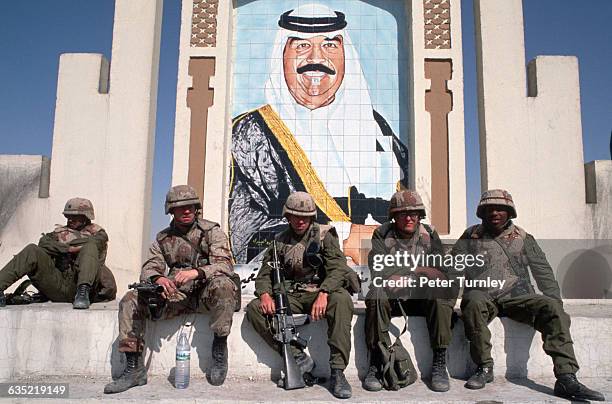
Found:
[270,241,310,390]
[128,282,166,321]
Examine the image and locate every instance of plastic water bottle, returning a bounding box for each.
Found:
[175,331,191,389]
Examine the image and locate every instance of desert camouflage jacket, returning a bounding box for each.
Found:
[38,223,108,264]
[141,218,233,284]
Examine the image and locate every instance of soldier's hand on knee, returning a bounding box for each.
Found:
[311,292,328,321]
[259,293,276,315]
[155,277,178,299]
[174,269,198,287]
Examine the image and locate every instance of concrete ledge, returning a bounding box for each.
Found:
[1,300,611,382]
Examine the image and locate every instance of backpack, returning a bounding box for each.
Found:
[375,297,417,390]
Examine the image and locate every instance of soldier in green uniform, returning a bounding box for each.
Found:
[104,185,237,394]
[246,191,354,399]
[362,190,457,392]
[0,197,116,309]
[454,189,604,401]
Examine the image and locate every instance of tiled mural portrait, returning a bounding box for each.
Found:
[229,0,411,263]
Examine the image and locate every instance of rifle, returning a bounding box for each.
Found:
[129,282,166,321]
[270,241,309,390]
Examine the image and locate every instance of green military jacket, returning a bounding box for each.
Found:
[452,222,561,300]
[254,223,350,296]
[141,218,233,284]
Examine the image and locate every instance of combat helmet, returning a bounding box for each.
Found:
[165,185,202,214]
[476,189,517,219]
[388,190,426,220]
[282,191,317,218]
[63,198,95,220]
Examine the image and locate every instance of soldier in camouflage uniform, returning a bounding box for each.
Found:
[246,192,354,399]
[453,189,604,401]
[0,198,116,309]
[363,190,457,392]
[104,185,237,394]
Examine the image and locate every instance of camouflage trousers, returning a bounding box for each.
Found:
[0,242,101,301]
[118,275,236,352]
[461,289,579,376]
[246,289,354,370]
[364,289,456,365]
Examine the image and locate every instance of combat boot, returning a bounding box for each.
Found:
[73,284,91,309]
[464,365,493,389]
[0,291,5,307]
[362,365,382,392]
[554,373,605,401]
[104,352,147,394]
[430,348,450,392]
[294,350,314,375]
[330,369,352,399]
[208,335,228,386]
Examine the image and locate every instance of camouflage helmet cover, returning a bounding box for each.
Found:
[165,185,202,214]
[388,190,426,220]
[282,191,317,218]
[476,189,517,219]
[63,197,95,220]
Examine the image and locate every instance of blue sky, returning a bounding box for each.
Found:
[0,0,610,238]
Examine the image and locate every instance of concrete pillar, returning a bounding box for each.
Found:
[474,0,587,238]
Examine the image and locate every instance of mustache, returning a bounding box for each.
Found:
[296,63,336,75]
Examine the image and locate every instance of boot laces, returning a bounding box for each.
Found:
[76,284,89,298]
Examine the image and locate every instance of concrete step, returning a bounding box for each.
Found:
[4,375,612,403]
[1,300,611,382]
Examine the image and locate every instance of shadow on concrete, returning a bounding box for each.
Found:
[239,312,282,382]
[500,317,536,380]
[352,315,368,380]
[507,377,555,396]
[109,336,124,379]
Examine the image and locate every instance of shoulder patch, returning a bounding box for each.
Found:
[197,218,219,232]
[156,227,172,242]
[377,222,395,238]
[512,224,527,240]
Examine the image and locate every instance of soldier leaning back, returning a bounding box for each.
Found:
[0,198,116,309]
[104,185,237,394]
[453,189,604,402]
[246,192,354,399]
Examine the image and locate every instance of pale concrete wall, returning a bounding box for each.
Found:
[474,0,588,239]
[0,156,50,292]
[172,0,234,226]
[0,0,162,296]
[1,302,611,380]
[586,160,612,240]
[410,0,467,239]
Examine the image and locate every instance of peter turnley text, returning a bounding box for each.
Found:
[371,276,506,290]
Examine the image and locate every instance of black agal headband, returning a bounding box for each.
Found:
[278,10,347,33]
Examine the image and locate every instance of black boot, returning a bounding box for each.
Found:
[208,335,228,386]
[294,350,314,375]
[430,348,450,392]
[104,352,147,394]
[0,291,5,308]
[464,365,493,390]
[554,373,605,401]
[362,364,382,392]
[73,284,91,309]
[330,369,352,399]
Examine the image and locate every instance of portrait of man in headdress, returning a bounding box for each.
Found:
[230,2,409,263]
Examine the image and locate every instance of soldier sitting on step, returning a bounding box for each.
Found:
[453,189,605,402]
[0,198,116,310]
[104,185,238,394]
